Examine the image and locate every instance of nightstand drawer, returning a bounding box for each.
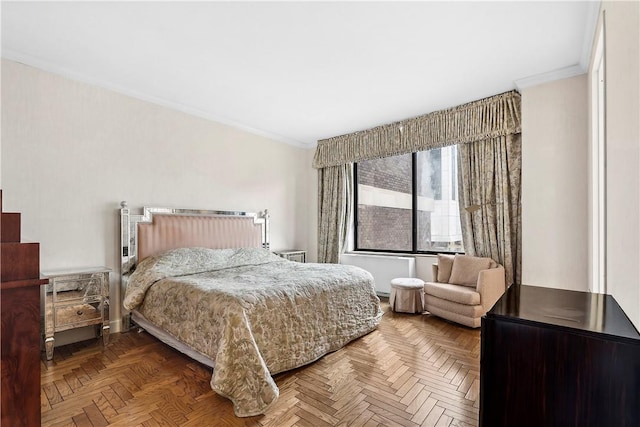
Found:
[47,274,105,300]
[54,302,102,330]
[55,287,102,303]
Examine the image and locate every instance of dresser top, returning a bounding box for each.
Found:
[42,266,111,278]
[487,284,640,341]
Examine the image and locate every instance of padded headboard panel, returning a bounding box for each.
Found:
[120,202,269,276]
[138,214,263,262]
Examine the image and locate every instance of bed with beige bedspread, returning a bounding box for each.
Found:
[123,246,382,417]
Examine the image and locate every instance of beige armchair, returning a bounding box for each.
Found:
[424,254,506,328]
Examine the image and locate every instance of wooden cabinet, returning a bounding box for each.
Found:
[42,267,111,360]
[273,249,306,263]
[1,191,47,427]
[480,285,640,427]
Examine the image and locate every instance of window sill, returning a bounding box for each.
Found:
[345,250,463,258]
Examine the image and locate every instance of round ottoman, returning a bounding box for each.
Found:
[389,278,425,313]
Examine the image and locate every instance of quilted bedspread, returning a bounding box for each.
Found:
[123,247,382,417]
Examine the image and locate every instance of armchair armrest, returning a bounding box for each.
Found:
[431,263,439,283]
[476,266,506,311]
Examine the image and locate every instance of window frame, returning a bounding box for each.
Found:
[353,150,463,255]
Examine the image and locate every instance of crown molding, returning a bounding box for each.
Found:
[579,1,602,71]
[514,64,586,91]
[1,51,313,149]
[514,1,600,91]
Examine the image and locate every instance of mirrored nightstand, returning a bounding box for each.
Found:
[42,267,111,360]
[273,249,306,263]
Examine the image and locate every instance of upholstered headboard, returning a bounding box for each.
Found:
[119,202,269,276]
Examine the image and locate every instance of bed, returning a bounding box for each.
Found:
[119,203,382,417]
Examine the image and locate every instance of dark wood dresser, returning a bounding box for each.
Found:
[1,191,47,427]
[480,284,640,427]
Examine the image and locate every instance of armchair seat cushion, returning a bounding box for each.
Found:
[423,281,481,306]
[426,296,485,319]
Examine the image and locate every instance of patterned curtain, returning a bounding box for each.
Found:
[313,90,521,272]
[317,164,353,263]
[457,133,522,285]
[313,91,521,168]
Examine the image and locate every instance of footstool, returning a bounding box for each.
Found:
[389,278,425,313]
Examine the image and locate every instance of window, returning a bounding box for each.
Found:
[354,146,463,253]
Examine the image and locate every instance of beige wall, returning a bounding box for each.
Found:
[306,149,319,263]
[523,0,640,330]
[598,1,640,329]
[521,75,589,291]
[1,60,312,332]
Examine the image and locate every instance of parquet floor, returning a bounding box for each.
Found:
[41,302,481,427]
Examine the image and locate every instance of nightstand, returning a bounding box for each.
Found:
[42,267,111,360]
[273,249,306,263]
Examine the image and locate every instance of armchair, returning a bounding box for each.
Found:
[424,254,506,328]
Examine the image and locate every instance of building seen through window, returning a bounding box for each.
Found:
[355,146,463,253]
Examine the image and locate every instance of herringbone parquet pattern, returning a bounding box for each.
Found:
[41,302,480,427]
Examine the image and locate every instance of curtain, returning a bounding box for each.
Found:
[457,133,522,285]
[317,164,353,263]
[313,90,521,271]
[313,91,521,169]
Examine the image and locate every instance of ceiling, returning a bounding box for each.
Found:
[1,1,599,147]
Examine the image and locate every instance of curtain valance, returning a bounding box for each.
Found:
[313,90,521,169]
